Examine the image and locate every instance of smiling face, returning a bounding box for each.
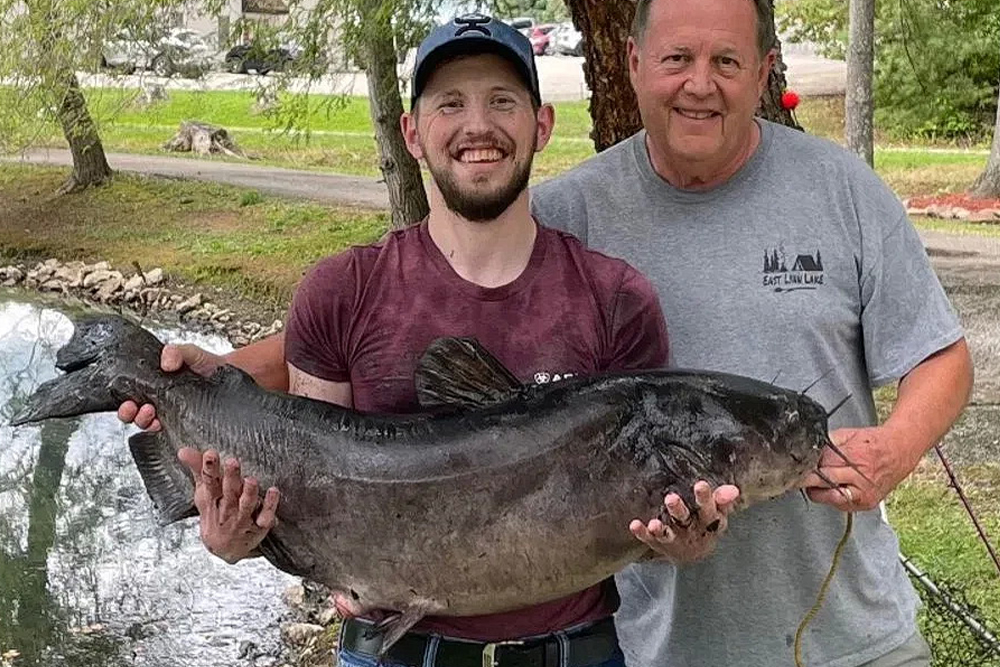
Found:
[401,53,554,221]
[628,0,774,182]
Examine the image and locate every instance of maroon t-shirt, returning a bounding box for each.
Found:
[284,221,668,641]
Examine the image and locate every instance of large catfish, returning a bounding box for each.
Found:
[11,314,846,652]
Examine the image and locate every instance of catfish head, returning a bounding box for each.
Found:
[411,337,853,509]
[627,371,839,507]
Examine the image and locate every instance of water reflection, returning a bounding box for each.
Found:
[0,295,296,667]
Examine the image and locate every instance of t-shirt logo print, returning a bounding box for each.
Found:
[762,245,825,293]
[533,371,576,385]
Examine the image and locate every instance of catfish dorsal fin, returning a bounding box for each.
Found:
[414,337,524,410]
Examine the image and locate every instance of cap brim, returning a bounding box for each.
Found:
[411,37,539,109]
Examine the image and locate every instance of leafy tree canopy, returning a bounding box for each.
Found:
[777,0,1000,140]
[489,0,569,24]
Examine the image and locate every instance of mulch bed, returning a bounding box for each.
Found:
[905,193,1000,222]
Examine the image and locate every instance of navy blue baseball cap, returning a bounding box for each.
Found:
[410,14,542,108]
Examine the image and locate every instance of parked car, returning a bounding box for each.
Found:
[101,27,216,77]
[504,16,535,36]
[528,24,558,56]
[150,29,217,77]
[100,29,157,74]
[224,40,301,75]
[550,22,583,57]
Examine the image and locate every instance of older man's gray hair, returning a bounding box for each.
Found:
[630,0,776,57]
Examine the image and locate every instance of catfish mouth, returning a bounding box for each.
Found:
[808,438,874,492]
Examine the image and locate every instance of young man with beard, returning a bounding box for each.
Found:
[119,15,740,667]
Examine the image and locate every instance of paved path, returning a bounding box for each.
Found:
[6,148,391,209]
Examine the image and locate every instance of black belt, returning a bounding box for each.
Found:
[340,615,619,667]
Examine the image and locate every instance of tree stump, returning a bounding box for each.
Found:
[162,120,247,158]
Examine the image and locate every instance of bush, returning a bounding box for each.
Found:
[777,0,1000,142]
[240,190,263,207]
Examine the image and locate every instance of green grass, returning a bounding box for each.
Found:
[875,388,1000,649]
[795,95,846,143]
[85,88,374,134]
[87,87,596,137]
[796,97,989,197]
[887,464,1000,633]
[877,150,987,198]
[913,217,1000,237]
[18,89,596,179]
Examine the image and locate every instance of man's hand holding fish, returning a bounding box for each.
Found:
[630,481,741,562]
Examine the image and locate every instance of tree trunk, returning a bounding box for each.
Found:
[24,0,112,194]
[970,83,1000,198]
[564,0,800,153]
[56,75,113,194]
[845,0,875,167]
[758,25,803,131]
[361,2,429,229]
[563,0,642,152]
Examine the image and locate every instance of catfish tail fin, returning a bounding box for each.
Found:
[10,363,118,425]
[10,314,162,426]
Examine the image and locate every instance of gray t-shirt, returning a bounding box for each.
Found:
[530,120,964,667]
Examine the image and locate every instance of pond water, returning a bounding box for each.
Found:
[0,293,298,667]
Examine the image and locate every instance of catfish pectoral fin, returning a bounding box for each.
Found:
[257,532,313,578]
[129,431,197,526]
[374,600,442,656]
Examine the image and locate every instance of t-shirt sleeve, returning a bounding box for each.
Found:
[530,176,589,242]
[284,250,364,382]
[859,211,964,387]
[604,266,670,372]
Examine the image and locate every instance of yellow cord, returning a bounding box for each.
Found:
[793,512,854,667]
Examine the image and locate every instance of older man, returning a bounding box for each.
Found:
[530,0,973,666]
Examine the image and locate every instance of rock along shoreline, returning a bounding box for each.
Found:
[0,258,283,347]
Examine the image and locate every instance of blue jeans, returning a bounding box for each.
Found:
[336,621,627,667]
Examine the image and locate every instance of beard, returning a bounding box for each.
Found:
[424,132,537,222]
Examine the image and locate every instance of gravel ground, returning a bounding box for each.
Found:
[921,229,1000,465]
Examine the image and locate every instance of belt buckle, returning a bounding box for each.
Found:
[482,639,524,667]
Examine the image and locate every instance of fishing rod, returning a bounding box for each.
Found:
[934,445,1000,577]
